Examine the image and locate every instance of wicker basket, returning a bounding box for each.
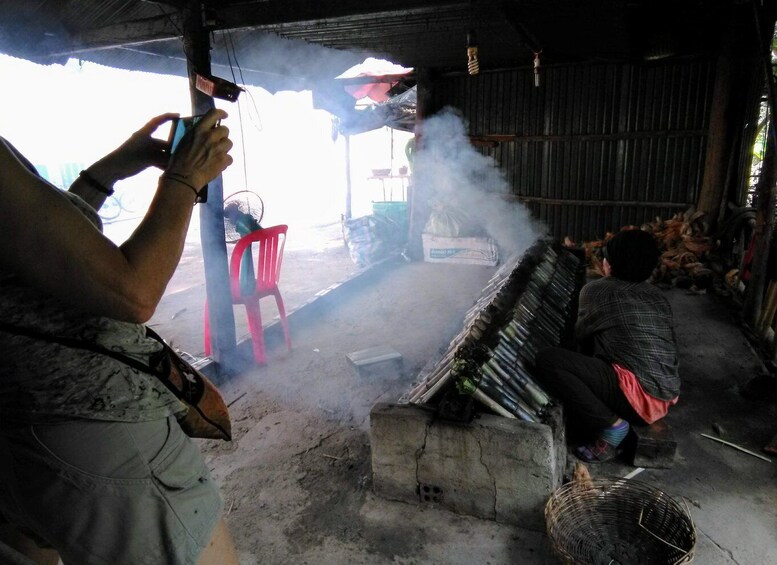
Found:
[545,477,696,564]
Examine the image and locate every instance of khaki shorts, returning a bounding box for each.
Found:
[0,416,222,565]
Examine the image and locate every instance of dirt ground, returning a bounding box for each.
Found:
[147,221,359,357]
[169,249,556,564]
[150,230,777,564]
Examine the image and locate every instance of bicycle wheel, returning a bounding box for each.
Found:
[99,195,122,221]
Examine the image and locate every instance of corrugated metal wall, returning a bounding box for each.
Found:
[431,58,715,240]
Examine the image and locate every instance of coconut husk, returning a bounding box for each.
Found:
[589,254,606,278]
[724,269,740,289]
[569,207,718,286]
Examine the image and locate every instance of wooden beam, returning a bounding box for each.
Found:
[56,15,183,56]
[215,0,467,32]
[510,196,690,209]
[468,130,707,144]
[54,1,464,55]
[498,0,543,53]
[183,2,238,367]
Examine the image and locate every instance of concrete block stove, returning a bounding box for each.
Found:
[369,241,584,529]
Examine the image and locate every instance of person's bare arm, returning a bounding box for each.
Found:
[68,113,179,210]
[0,109,232,323]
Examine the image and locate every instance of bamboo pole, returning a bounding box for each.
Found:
[700,433,772,463]
[471,388,517,420]
[758,280,777,336]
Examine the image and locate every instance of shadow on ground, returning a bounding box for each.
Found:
[154,232,777,564]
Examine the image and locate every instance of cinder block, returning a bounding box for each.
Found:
[631,419,677,469]
[370,403,431,504]
[370,402,565,530]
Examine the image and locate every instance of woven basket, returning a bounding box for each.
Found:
[545,477,696,564]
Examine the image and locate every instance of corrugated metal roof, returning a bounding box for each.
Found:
[0,0,741,83]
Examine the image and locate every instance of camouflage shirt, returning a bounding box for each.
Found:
[0,141,184,426]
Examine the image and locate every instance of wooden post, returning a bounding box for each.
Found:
[406,68,433,260]
[344,134,352,221]
[743,1,777,330]
[183,3,237,366]
[744,125,777,328]
[696,19,741,222]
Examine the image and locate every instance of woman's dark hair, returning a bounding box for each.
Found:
[604,229,660,282]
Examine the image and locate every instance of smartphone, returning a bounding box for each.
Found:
[168,115,203,154]
[166,115,208,202]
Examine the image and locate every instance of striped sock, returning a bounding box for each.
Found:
[599,419,630,447]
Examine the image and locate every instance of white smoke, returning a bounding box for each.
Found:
[212,31,366,94]
[414,107,547,257]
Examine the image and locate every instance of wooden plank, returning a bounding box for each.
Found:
[631,420,677,469]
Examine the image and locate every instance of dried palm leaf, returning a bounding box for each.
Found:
[676,251,700,265]
[662,259,681,270]
[688,266,713,278]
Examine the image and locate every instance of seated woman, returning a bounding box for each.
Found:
[535,229,680,462]
[0,110,239,564]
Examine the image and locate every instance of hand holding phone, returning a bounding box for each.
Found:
[164,110,231,203]
[167,115,203,155]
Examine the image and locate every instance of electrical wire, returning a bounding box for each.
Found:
[158,4,252,194]
[224,31,262,131]
[156,4,196,70]
[222,31,249,190]
[225,31,263,131]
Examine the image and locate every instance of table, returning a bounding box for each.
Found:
[367,174,410,201]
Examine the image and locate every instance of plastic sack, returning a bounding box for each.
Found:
[343,214,404,267]
[424,203,474,237]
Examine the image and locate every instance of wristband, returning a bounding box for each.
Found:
[79,170,114,196]
[161,173,204,204]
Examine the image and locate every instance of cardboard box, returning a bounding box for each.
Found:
[422,233,499,266]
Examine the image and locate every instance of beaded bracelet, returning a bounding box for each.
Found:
[78,170,114,196]
[161,173,205,204]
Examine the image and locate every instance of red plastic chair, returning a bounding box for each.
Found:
[204,224,291,364]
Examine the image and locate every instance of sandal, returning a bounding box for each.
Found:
[575,439,622,463]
